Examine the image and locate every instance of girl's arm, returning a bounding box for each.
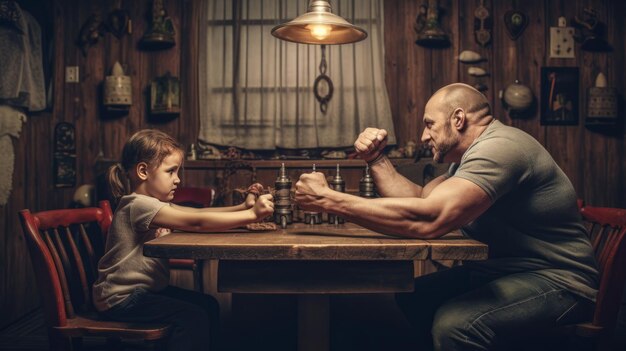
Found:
[171,194,256,213]
[152,194,274,232]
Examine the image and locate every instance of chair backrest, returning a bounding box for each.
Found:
[18,201,113,328]
[580,205,626,331]
[172,187,215,208]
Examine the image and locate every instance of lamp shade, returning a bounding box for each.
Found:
[271,1,367,45]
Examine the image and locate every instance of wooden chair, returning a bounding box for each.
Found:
[18,201,171,351]
[572,204,626,350]
[170,187,216,292]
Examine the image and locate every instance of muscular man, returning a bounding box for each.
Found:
[294,83,598,350]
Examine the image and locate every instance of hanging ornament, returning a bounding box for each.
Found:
[504,10,528,40]
[473,0,492,46]
[314,45,334,114]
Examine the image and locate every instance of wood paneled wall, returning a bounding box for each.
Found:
[1,0,624,328]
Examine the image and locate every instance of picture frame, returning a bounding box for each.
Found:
[540,67,579,125]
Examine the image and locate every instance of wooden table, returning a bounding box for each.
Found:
[144,223,487,351]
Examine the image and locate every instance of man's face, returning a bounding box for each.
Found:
[145,151,183,202]
[420,101,459,163]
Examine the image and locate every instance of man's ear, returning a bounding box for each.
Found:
[452,108,466,130]
[136,162,149,181]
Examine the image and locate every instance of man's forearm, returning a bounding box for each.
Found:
[370,157,424,197]
[320,190,440,239]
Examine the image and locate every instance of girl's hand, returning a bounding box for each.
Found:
[252,193,274,220]
[244,183,264,208]
[244,193,257,209]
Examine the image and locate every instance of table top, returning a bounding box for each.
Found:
[144,223,487,261]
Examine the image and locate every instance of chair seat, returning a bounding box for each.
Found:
[55,314,172,340]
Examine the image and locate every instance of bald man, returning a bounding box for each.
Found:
[295,83,598,350]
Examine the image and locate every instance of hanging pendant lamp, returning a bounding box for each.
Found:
[271,1,367,45]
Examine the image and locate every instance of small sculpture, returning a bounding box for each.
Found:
[458,50,484,64]
[103,62,132,112]
[573,7,612,52]
[414,0,450,48]
[140,0,176,49]
[499,80,534,118]
[468,67,488,77]
[586,73,618,126]
[76,14,105,57]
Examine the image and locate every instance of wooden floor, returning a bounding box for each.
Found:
[0,294,419,351]
[2,294,625,351]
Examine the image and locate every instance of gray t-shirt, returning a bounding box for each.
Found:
[451,120,599,301]
[93,193,170,311]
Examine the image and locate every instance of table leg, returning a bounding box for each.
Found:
[298,295,329,351]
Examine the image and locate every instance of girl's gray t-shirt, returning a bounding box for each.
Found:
[93,193,170,311]
[451,120,599,301]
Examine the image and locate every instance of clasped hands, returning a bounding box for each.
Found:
[244,127,388,217]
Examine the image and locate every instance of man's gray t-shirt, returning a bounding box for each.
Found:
[451,120,599,301]
[93,193,170,312]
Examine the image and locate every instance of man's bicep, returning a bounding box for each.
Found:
[425,177,492,236]
[421,174,449,198]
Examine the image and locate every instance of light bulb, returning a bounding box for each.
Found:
[306,24,332,40]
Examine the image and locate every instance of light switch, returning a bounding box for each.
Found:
[65,66,79,83]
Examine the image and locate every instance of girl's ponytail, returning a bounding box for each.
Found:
[107,163,130,202]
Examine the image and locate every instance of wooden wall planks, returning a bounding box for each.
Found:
[1,0,624,328]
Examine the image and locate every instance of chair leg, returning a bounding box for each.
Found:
[193,260,203,292]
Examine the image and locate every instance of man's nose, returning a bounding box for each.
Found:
[420,130,430,143]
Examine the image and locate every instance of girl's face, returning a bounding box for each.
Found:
[145,151,183,202]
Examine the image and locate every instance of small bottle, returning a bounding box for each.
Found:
[274,163,293,228]
[359,164,376,198]
[304,164,322,224]
[328,164,346,224]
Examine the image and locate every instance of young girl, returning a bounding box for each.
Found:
[93,129,274,351]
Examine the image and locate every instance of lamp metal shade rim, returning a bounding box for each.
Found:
[271,8,368,45]
[271,23,367,45]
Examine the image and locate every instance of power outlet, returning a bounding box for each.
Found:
[65,66,79,83]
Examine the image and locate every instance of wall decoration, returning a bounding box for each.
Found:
[499,80,534,118]
[140,0,175,50]
[76,13,105,57]
[150,72,180,115]
[458,50,484,63]
[549,17,575,59]
[468,67,488,77]
[541,67,579,125]
[473,0,492,46]
[586,73,619,127]
[504,10,528,40]
[573,7,612,52]
[53,122,76,188]
[103,61,132,112]
[414,0,449,48]
[105,9,131,39]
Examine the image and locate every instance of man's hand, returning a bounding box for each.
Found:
[354,128,388,162]
[295,172,330,212]
[252,194,274,220]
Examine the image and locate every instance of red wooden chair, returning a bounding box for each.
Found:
[18,201,171,351]
[573,204,626,350]
[170,187,216,291]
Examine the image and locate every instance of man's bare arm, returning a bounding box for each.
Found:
[369,157,424,197]
[315,177,491,238]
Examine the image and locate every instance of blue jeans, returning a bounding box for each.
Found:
[396,265,594,351]
[101,285,219,351]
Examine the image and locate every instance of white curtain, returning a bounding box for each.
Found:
[198,0,396,150]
